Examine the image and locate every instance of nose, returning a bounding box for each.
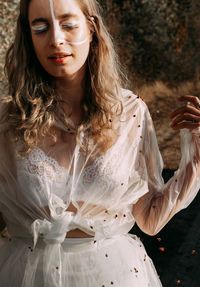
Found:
[50,22,65,47]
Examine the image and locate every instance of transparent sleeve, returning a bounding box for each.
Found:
[132,104,200,235]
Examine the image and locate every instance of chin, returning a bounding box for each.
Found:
[45,63,87,80]
[53,70,80,79]
[44,66,74,78]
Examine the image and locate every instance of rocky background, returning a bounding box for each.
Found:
[1,0,200,286]
[99,0,200,170]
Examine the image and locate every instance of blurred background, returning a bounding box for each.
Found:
[1,0,200,286]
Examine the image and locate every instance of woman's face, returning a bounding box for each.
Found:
[28,0,93,79]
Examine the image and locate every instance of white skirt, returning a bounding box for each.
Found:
[0,233,162,287]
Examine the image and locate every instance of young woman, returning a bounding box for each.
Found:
[0,0,200,286]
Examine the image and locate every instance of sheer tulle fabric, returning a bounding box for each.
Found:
[0,89,199,287]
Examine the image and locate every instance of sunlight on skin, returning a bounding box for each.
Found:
[49,0,88,45]
[170,95,200,130]
[31,0,89,45]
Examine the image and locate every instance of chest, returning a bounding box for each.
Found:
[15,146,130,204]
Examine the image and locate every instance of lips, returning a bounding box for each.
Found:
[50,55,66,59]
[48,52,72,64]
[48,52,72,59]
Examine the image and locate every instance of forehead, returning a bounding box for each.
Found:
[28,0,83,21]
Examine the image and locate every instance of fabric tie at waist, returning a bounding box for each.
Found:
[32,212,76,246]
[22,211,86,287]
[21,210,126,287]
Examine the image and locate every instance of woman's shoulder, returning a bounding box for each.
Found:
[120,88,149,118]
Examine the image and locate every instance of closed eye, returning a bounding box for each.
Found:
[31,24,49,34]
[31,22,79,35]
[61,22,79,30]
[62,24,79,29]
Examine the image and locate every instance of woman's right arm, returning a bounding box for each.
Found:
[132,96,200,236]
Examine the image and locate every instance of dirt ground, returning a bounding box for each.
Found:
[137,80,200,169]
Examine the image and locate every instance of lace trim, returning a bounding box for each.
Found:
[16,147,127,187]
[17,147,67,181]
[82,154,109,185]
[81,152,128,188]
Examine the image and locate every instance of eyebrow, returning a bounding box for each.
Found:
[31,13,79,25]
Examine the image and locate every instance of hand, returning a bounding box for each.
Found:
[169,95,200,130]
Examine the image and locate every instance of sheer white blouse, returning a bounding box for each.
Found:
[0,89,200,286]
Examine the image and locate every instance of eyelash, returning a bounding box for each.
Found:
[63,24,79,29]
[33,24,79,35]
[34,27,48,34]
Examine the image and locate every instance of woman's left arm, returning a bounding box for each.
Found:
[132,95,200,236]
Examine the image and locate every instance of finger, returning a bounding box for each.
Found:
[171,121,200,131]
[169,105,200,119]
[178,95,200,107]
[170,113,200,127]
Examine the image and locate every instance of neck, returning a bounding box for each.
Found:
[55,66,87,126]
[55,67,86,109]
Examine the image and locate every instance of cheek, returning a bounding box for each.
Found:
[32,36,46,58]
[75,43,90,62]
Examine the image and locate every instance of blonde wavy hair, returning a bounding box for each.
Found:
[2,0,127,154]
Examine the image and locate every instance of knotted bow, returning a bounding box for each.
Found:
[22,211,80,287]
[21,207,118,287]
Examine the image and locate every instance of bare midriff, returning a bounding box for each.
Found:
[66,229,93,238]
[65,202,94,238]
